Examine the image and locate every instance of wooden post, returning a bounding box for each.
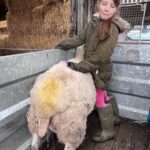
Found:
[88,0,93,22]
[71,0,78,35]
[77,0,85,32]
[87,0,97,22]
[71,0,97,34]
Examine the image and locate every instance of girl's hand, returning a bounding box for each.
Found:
[59,61,68,64]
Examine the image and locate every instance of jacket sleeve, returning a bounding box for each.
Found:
[55,23,89,50]
[68,24,119,73]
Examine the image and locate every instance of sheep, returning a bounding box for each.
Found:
[27,46,96,150]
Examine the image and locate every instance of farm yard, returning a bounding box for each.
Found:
[37,112,149,150]
[0,0,150,150]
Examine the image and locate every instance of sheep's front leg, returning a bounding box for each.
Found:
[31,133,40,150]
[64,143,75,150]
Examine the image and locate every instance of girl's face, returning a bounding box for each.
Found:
[98,0,118,20]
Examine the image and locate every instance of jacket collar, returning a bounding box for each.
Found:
[92,12,131,33]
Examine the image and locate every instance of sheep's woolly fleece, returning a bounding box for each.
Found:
[30,60,96,119]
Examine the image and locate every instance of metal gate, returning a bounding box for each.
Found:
[118,3,148,44]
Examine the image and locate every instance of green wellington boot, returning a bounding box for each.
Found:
[92,104,115,142]
[107,96,121,125]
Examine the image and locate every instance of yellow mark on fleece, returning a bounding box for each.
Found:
[37,78,61,118]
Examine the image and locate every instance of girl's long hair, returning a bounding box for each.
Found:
[97,0,120,40]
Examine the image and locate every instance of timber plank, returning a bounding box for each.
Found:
[93,126,119,150]
[128,123,148,150]
[39,116,148,150]
[93,139,115,150]
[113,120,134,150]
[113,119,148,150]
[77,137,94,150]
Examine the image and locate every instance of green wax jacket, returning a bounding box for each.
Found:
[55,16,130,89]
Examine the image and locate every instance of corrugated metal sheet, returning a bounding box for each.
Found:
[0,45,149,148]
[109,44,150,122]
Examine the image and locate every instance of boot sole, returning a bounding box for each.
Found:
[92,135,114,143]
[114,122,121,125]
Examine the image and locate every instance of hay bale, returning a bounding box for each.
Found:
[43,0,69,6]
[29,34,68,48]
[0,34,8,48]
[6,10,32,36]
[4,0,71,49]
[31,1,71,35]
[0,20,7,35]
[0,37,7,48]
[43,1,71,35]
[37,0,43,5]
[0,20,8,48]
[5,0,38,12]
[31,6,44,28]
[5,32,68,49]
[31,1,71,48]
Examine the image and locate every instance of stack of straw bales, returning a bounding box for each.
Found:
[0,20,8,48]
[0,0,71,49]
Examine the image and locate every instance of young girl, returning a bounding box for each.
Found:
[55,0,130,142]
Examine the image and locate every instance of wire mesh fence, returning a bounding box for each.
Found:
[118,3,150,44]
